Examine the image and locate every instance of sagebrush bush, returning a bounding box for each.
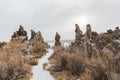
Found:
[58,53,68,71]
[53,53,85,76]
[109,55,120,73]
[91,67,108,80]
[0,40,31,80]
[67,54,85,75]
[30,41,47,54]
[50,44,118,80]
[48,27,120,80]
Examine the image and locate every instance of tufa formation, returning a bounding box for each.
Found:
[11,25,28,41]
[55,32,61,46]
[30,30,44,43]
[70,24,120,57]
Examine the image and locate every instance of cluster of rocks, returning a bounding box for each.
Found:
[11,25,45,43]
[71,24,97,47]
[10,25,51,60]
[53,24,120,56]
[69,24,120,57]
[75,24,83,45]
[29,30,50,49]
[11,25,28,41]
[107,27,120,39]
[30,30,44,43]
[52,24,120,80]
[11,25,50,50]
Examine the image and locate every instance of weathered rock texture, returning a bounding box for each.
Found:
[17,25,27,36]
[38,31,44,42]
[48,24,120,80]
[29,30,50,48]
[70,24,120,57]
[0,42,7,49]
[86,24,92,40]
[55,32,61,46]
[30,30,44,42]
[11,25,28,41]
[113,27,120,39]
[75,24,83,45]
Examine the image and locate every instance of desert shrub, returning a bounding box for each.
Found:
[109,56,120,73]
[0,41,31,80]
[67,54,85,75]
[30,41,47,53]
[95,33,114,50]
[51,53,68,72]
[50,44,118,80]
[53,45,65,53]
[28,58,38,65]
[99,33,113,43]
[111,41,120,55]
[49,27,120,79]
[53,53,85,76]
[58,54,68,71]
[91,67,108,80]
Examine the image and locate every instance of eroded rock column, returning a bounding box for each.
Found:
[11,25,28,41]
[86,24,92,40]
[75,24,83,45]
[55,32,61,46]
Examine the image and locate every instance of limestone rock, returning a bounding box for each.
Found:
[86,24,92,40]
[107,29,113,34]
[75,24,83,44]
[38,31,44,42]
[29,30,50,48]
[86,41,93,57]
[55,32,61,46]
[113,27,120,39]
[30,30,44,42]
[17,25,27,36]
[11,32,19,39]
[92,31,98,40]
[30,30,36,41]
[11,25,28,41]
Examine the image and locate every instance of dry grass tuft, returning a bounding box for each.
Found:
[50,53,85,76]
[28,59,38,65]
[0,48,31,80]
[48,38,119,80]
[0,40,48,79]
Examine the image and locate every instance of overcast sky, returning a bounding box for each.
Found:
[0,0,120,41]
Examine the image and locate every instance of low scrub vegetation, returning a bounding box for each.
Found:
[54,53,85,76]
[0,41,31,80]
[0,39,48,80]
[48,40,120,80]
[28,59,38,65]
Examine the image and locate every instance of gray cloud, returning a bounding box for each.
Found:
[0,0,120,41]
